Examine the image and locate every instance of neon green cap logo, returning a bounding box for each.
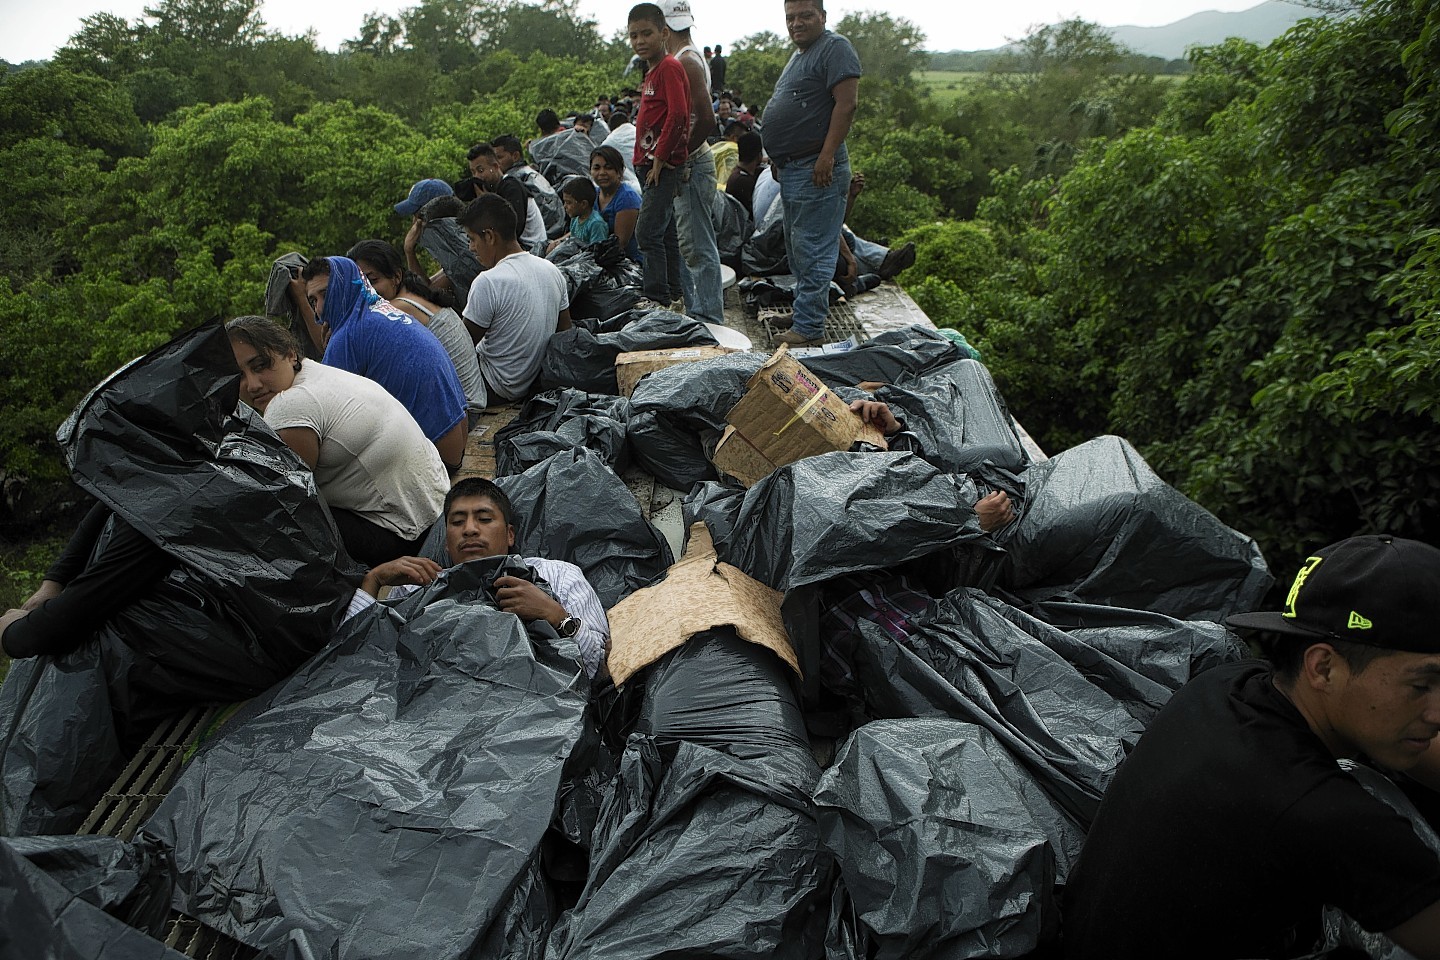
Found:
[1283,556,1323,619]
[1348,611,1373,630]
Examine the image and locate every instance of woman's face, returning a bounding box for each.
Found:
[230,338,298,413]
[357,260,401,300]
[590,157,619,190]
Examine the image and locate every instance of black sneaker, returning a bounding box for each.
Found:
[877,241,917,280]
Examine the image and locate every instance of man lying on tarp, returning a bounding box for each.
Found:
[1063,535,1440,960]
[345,476,610,679]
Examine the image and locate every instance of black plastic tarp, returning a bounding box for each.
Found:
[496,447,673,608]
[1023,600,1248,699]
[622,330,970,494]
[687,451,991,594]
[815,719,1077,959]
[0,835,184,960]
[1001,435,1272,621]
[686,451,997,705]
[546,630,831,958]
[142,556,594,960]
[626,352,766,490]
[872,358,1030,474]
[829,586,1157,826]
[540,309,718,394]
[494,389,632,478]
[1,322,358,836]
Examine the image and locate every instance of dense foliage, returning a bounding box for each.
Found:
[0,0,1431,567]
[926,0,1440,558]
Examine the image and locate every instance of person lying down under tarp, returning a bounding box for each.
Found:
[348,476,611,679]
[0,320,360,837]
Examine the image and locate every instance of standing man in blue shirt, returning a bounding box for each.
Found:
[764,0,861,347]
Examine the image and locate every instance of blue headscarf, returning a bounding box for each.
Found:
[320,256,412,334]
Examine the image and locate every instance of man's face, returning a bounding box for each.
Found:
[574,116,592,135]
[784,0,826,48]
[444,494,516,564]
[469,154,502,186]
[717,99,733,121]
[465,225,501,270]
[304,274,328,322]
[629,18,668,62]
[1325,648,1440,771]
[494,146,519,171]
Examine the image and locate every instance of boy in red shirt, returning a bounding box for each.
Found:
[628,2,691,308]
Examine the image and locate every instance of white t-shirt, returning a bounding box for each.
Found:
[522,198,547,249]
[264,361,448,539]
[463,251,569,400]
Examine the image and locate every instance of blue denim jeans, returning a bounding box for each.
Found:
[636,163,684,304]
[778,146,850,338]
[674,145,725,325]
[842,227,889,274]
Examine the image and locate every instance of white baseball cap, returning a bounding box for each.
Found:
[660,0,696,30]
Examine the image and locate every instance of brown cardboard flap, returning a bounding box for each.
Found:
[615,346,738,397]
[605,523,797,686]
[710,344,887,487]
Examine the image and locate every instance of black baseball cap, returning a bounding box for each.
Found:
[1227,535,1440,653]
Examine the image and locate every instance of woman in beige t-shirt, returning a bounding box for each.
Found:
[226,316,448,567]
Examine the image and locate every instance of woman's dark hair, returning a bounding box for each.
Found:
[225,315,302,370]
[345,238,454,310]
[589,145,626,175]
[299,257,331,282]
[560,176,597,208]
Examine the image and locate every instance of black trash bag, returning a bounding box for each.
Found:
[1,322,359,836]
[552,244,606,301]
[1023,600,1248,695]
[800,327,965,387]
[739,274,843,309]
[873,358,1030,474]
[0,836,186,960]
[570,284,642,323]
[0,648,121,836]
[833,586,1147,826]
[540,310,718,394]
[624,411,717,491]
[142,556,595,960]
[1001,436,1272,621]
[5,834,175,938]
[687,451,991,594]
[496,447,673,608]
[741,215,788,276]
[713,190,752,265]
[546,630,832,959]
[626,352,767,490]
[686,451,997,706]
[814,719,1076,959]
[494,389,633,477]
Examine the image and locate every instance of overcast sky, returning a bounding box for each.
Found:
[0,0,1273,64]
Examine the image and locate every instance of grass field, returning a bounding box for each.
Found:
[918,70,988,106]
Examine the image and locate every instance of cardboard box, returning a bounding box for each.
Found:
[710,345,887,487]
[605,523,797,687]
[615,346,738,397]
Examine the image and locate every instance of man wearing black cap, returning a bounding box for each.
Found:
[1063,535,1440,960]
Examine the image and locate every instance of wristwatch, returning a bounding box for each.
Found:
[557,615,582,638]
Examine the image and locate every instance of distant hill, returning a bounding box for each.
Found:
[1109,0,1311,59]
[930,0,1314,66]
